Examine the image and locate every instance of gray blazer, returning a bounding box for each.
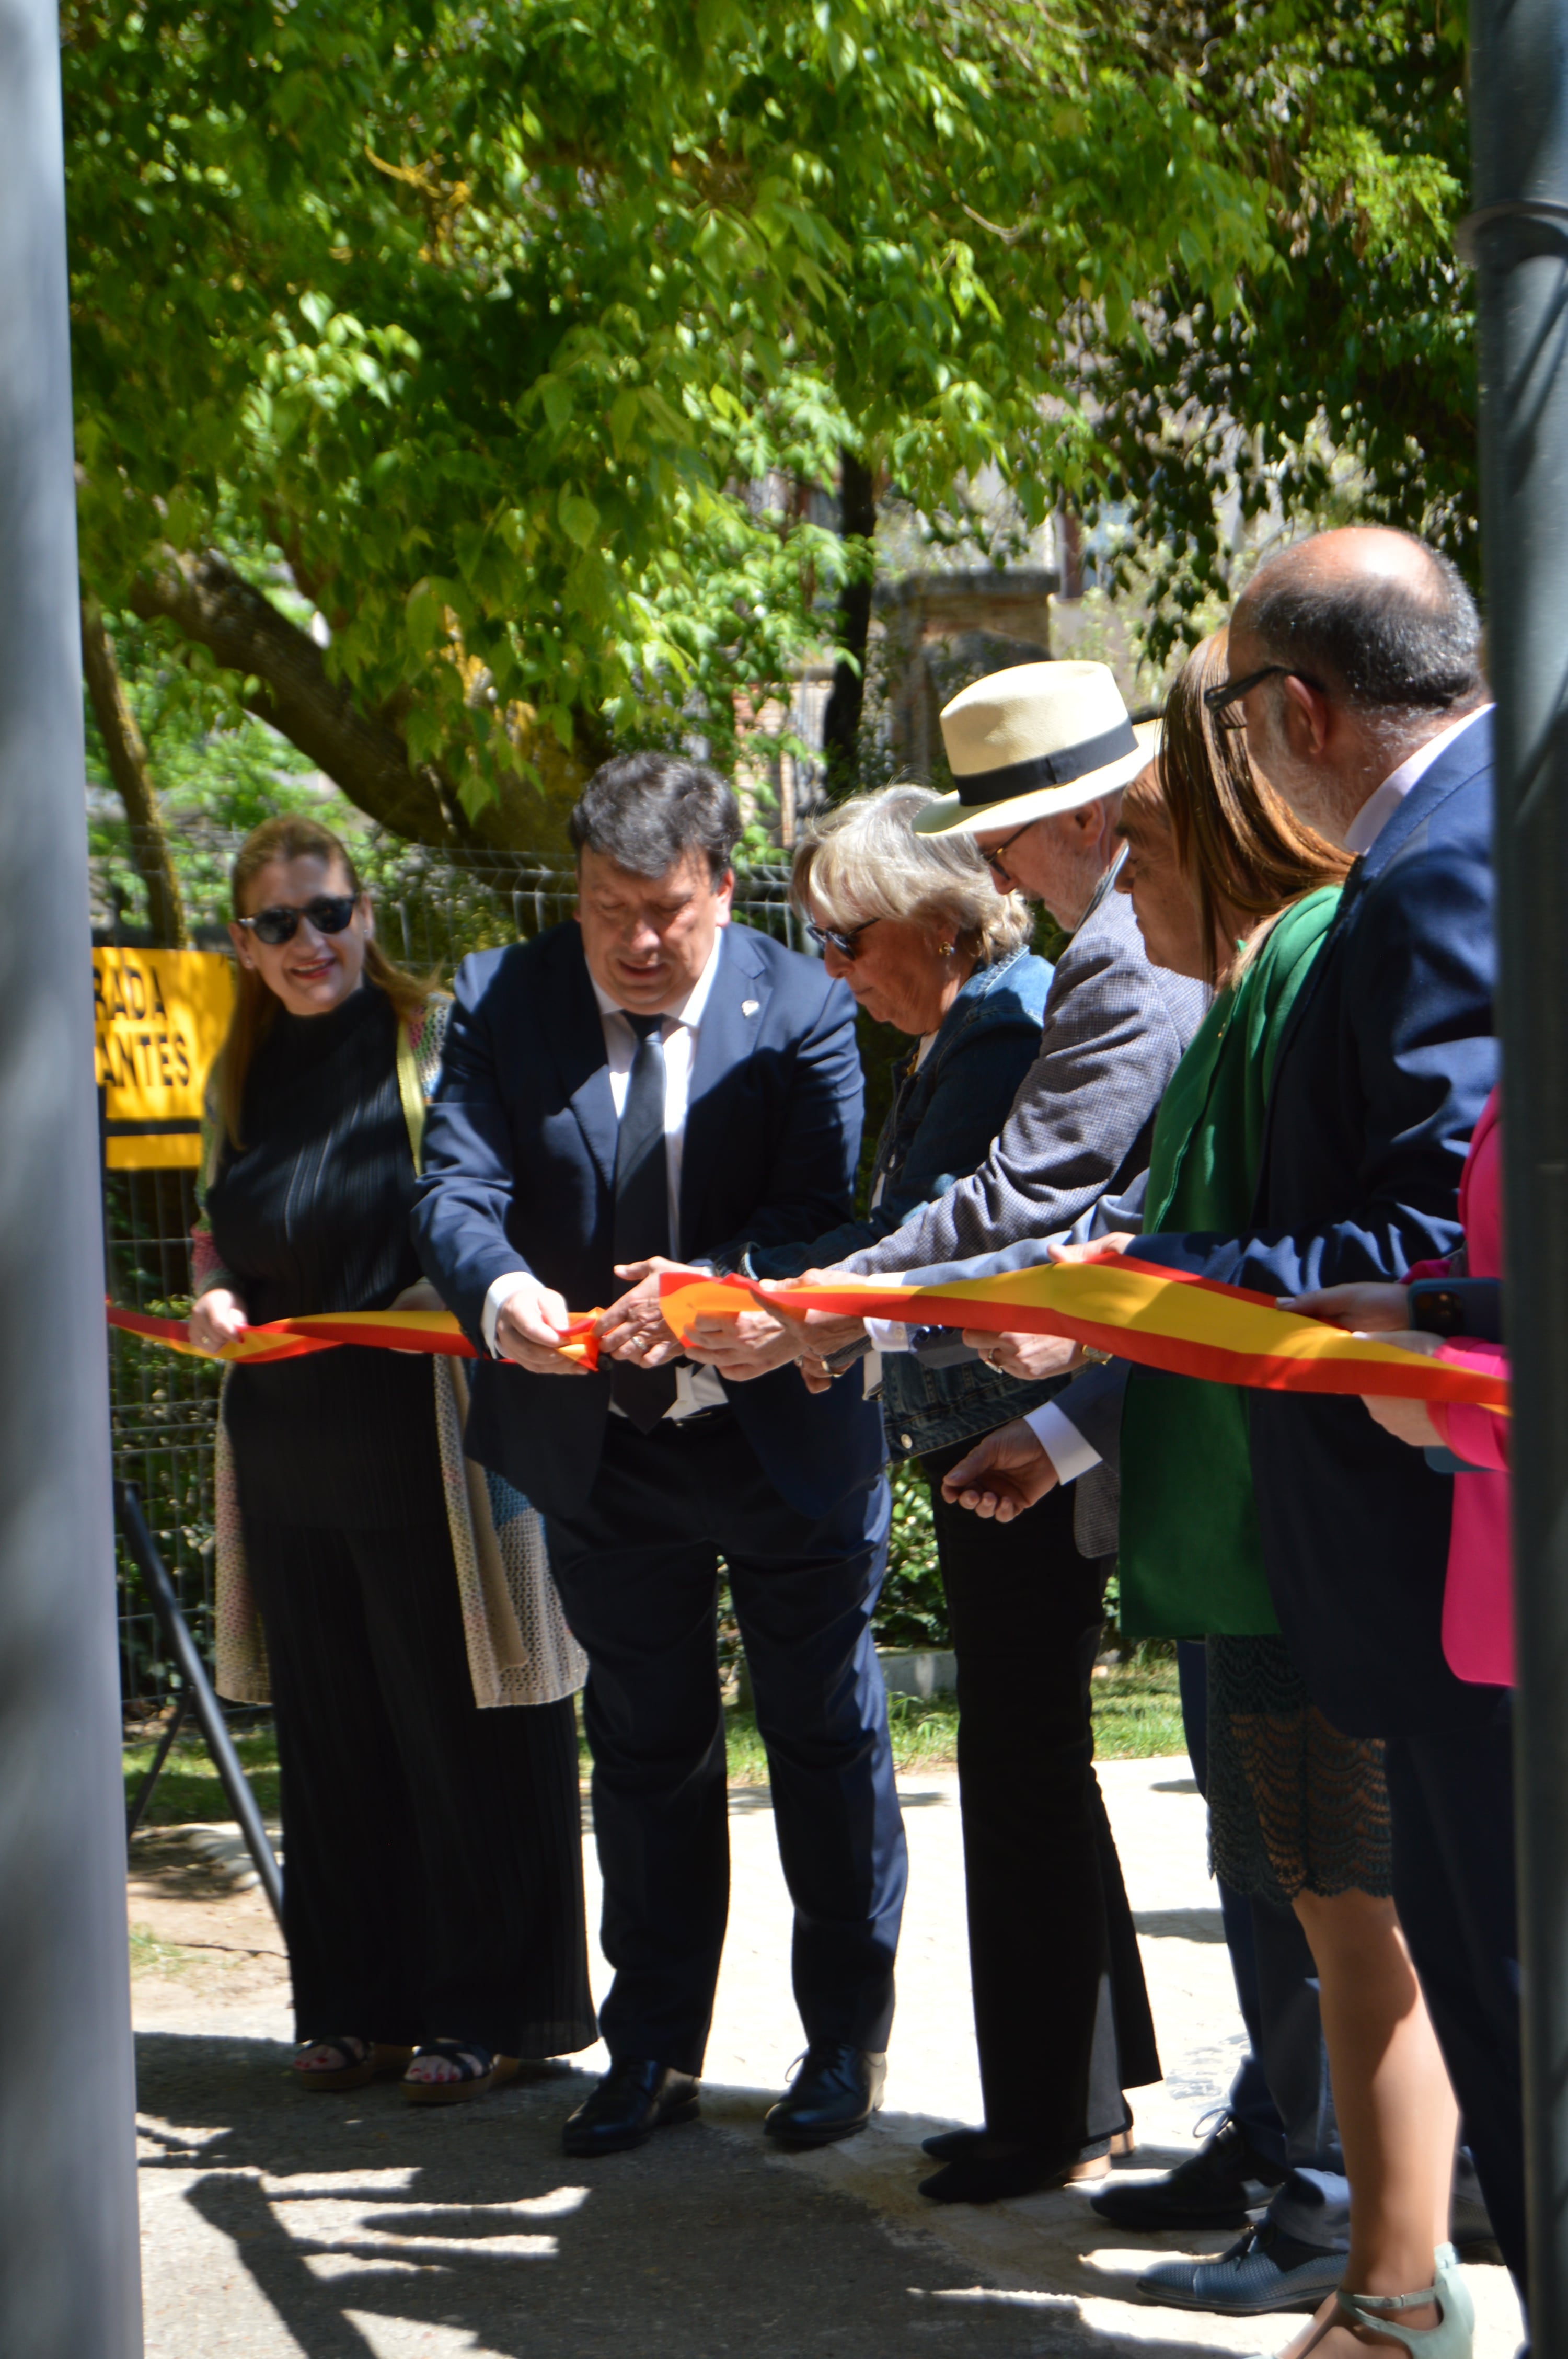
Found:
[846,876,1203,1559]
[845,877,1205,1276]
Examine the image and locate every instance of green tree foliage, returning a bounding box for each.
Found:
[1078,0,1473,654]
[65,0,1269,843]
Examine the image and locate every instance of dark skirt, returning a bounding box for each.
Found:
[1207,1633,1393,1905]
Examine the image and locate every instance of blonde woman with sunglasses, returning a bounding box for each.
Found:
[189,816,593,2106]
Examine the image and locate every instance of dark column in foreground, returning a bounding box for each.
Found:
[0,0,144,2349]
[1469,0,1568,2339]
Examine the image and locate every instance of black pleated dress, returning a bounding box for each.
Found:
[206,982,595,2059]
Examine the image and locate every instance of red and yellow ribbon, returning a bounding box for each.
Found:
[109,1253,1509,1412]
[107,1303,603,1369]
[657,1256,1511,1412]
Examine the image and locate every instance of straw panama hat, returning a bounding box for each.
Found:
[914,659,1154,837]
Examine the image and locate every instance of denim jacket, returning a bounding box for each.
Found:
[752,946,1062,1458]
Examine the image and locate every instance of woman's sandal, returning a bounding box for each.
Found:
[293,2036,379,2093]
[1274,2245,1475,2359]
[402,2040,517,2107]
[293,2039,416,2093]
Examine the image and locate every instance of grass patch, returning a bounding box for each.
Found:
[122,1660,1185,1827]
[128,1921,192,1977]
[1091,1659,1185,1759]
[722,1694,962,1784]
[123,1730,281,1828]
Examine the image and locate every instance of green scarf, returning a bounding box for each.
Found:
[1117,887,1341,1637]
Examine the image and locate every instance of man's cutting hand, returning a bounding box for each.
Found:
[594,1257,705,1367]
[493,1277,591,1376]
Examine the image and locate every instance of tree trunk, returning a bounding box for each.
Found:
[79,594,188,947]
[821,450,878,799]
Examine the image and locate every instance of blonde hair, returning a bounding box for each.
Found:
[216,815,433,1149]
[789,786,1030,964]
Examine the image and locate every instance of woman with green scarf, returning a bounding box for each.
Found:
[945,636,1477,2359]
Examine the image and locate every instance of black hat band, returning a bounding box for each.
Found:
[953,717,1138,809]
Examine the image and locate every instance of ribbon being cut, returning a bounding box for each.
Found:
[107,1254,1507,1410]
[106,1303,603,1368]
[659,1255,1512,1412]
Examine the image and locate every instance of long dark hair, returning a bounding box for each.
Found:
[1153,631,1352,986]
[215,815,432,1148]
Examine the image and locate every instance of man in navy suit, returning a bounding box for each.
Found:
[412,753,906,2159]
[944,529,1524,2295]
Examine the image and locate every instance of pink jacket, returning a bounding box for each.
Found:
[1406,1086,1511,1685]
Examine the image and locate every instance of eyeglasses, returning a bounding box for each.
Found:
[236,894,358,947]
[979,821,1035,884]
[1203,664,1325,730]
[804,917,879,961]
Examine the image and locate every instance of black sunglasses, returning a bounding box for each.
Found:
[805,916,879,961]
[1203,663,1325,728]
[237,893,358,947]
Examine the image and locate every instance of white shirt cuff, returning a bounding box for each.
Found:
[1023,1400,1103,1484]
[481,1270,533,1356]
[864,1316,912,1353]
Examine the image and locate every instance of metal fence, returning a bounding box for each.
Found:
[99,849,816,1720]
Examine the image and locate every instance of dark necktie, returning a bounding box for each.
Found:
[609,1012,679,1432]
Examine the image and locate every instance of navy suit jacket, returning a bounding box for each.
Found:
[1134,713,1501,1736]
[410,918,886,1522]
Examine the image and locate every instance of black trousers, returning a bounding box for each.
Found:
[1386,1714,1527,2298]
[244,1511,595,2059]
[921,1442,1161,2150]
[544,1411,907,2077]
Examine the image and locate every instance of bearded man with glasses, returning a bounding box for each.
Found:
[938,531,1525,2320]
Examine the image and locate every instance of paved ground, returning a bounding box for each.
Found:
[130,1761,1525,2357]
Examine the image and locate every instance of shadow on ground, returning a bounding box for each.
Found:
[137,2032,1242,2359]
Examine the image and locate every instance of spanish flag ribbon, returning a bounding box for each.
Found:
[106,1303,603,1369]
[657,1256,1510,1412]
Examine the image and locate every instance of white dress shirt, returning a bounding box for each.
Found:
[482,932,729,1418]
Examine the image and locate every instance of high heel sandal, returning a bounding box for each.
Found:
[1280,2245,1474,2359]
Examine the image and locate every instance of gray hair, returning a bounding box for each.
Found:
[1244,536,1485,723]
[790,786,1031,964]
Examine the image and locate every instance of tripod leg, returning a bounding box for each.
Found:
[124,1685,190,1844]
[114,1481,284,1930]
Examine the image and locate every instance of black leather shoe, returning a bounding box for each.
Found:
[763,2044,886,2148]
[1091,2113,1284,2231]
[923,2123,1134,2170]
[919,2138,1085,2204]
[561,2058,700,2157]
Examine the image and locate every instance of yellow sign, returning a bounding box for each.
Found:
[93,948,234,1170]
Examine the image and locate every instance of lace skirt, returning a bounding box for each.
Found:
[1207,1633,1393,1904]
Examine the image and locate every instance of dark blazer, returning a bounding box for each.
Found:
[1133,711,1500,1735]
[411,918,886,1522]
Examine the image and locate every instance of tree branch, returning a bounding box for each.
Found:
[128,550,480,850]
[80,591,189,947]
